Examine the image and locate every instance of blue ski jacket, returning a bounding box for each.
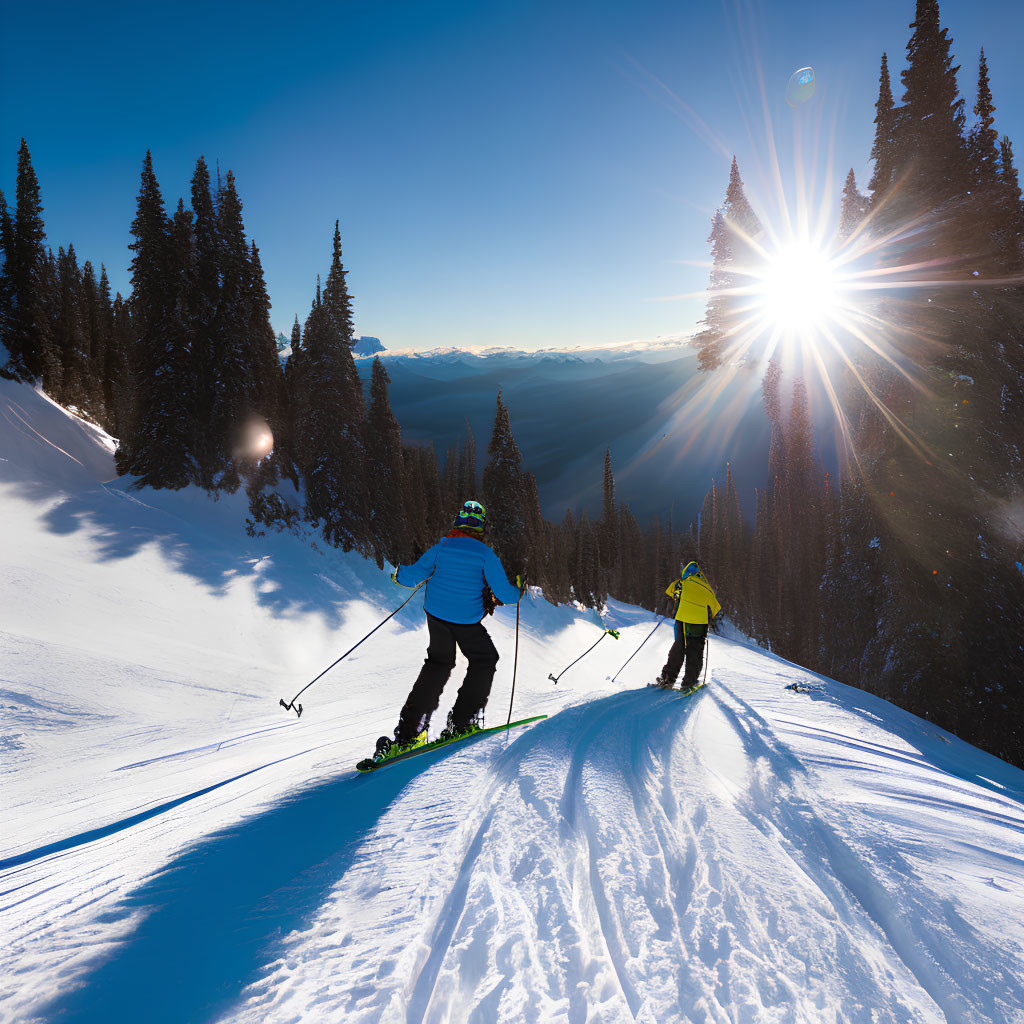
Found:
[396,534,522,624]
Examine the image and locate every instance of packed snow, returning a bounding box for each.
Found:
[2,373,1024,1024]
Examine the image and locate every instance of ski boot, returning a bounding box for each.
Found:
[438,709,484,743]
[356,730,427,771]
[679,676,703,696]
[653,674,676,690]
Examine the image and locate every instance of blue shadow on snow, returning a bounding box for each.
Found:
[38,753,455,1024]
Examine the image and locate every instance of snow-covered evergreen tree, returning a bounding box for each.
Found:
[48,244,88,406]
[2,141,48,381]
[292,228,369,552]
[600,448,619,597]
[209,170,253,491]
[482,391,528,577]
[838,169,869,241]
[116,152,194,488]
[868,53,899,207]
[694,158,763,370]
[894,0,968,213]
[0,189,13,357]
[189,156,222,487]
[365,357,410,569]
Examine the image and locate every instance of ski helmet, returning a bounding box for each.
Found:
[454,499,487,532]
[680,561,699,580]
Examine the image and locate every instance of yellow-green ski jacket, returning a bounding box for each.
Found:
[665,572,721,625]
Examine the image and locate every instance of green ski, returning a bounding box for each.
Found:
[645,681,707,696]
[356,715,547,773]
[678,680,706,697]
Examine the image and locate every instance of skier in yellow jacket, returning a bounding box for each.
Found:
[655,561,721,690]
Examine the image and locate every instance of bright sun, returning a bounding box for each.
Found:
[755,240,841,336]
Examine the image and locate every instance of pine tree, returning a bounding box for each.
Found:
[818,469,841,670]
[458,420,478,497]
[107,291,135,440]
[116,152,193,487]
[365,357,410,568]
[544,518,572,606]
[209,169,252,490]
[322,221,355,348]
[413,443,444,542]
[697,479,716,569]
[694,158,763,370]
[868,53,899,207]
[895,0,968,213]
[3,141,48,380]
[600,448,619,598]
[95,266,118,432]
[964,49,1014,268]
[49,244,88,405]
[286,311,307,452]
[189,156,221,484]
[839,169,869,241]
[762,360,784,482]
[968,49,1000,190]
[27,247,54,389]
[243,249,299,535]
[1000,137,1022,209]
[284,314,304,398]
[79,260,106,419]
[616,502,646,606]
[785,377,825,665]
[572,510,601,609]
[482,390,528,574]
[293,233,368,552]
[0,189,13,352]
[441,443,459,512]
[719,461,745,629]
[722,156,760,236]
[757,363,789,651]
[245,240,289,477]
[520,469,547,587]
[998,136,1024,262]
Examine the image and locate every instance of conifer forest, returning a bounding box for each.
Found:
[2,0,1022,766]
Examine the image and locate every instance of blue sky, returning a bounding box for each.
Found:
[3,0,1022,349]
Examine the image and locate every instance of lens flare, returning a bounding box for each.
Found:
[786,66,816,107]
[234,417,275,462]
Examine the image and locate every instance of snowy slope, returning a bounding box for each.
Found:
[2,375,1024,1024]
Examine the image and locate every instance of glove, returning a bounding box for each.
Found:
[390,569,400,585]
[516,573,527,594]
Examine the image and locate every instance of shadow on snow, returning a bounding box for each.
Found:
[38,751,460,1024]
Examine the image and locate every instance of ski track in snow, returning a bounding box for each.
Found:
[4,369,1024,1024]
[213,676,1024,1024]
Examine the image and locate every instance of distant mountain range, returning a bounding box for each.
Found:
[356,340,840,522]
[278,336,838,522]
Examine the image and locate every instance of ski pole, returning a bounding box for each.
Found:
[279,579,427,717]
[548,628,620,686]
[506,593,522,726]
[610,617,664,683]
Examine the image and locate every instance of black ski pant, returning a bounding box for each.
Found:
[660,621,706,687]
[395,612,499,742]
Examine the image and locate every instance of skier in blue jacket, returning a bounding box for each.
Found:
[371,500,523,764]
